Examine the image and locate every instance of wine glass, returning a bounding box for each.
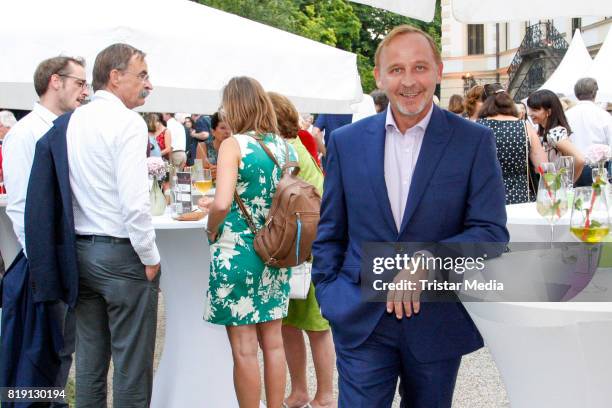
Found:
[536,162,568,244]
[193,168,213,195]
[555,155,574,197]
[570,186,610,292]
[570,186,610,243]
[591,167,608,185]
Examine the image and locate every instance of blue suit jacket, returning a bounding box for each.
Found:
[0,113,75,396]
[25,113,78,307]
[312,106,509,362]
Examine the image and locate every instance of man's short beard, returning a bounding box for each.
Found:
[395,99,428,117]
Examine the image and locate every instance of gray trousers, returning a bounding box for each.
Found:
[75,237,159,408]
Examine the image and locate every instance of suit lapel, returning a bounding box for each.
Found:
[398,106,452,237]
[364,111,398,235]
[50,113,75,232]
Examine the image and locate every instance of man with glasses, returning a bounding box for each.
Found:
[1,56,88,405]
[27,43,160,407]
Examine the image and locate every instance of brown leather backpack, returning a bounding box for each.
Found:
[234,136,321,268]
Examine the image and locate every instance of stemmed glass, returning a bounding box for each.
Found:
[536,162,568,244]
[592,167,608,184]
[193,168,213,195]
[570,186,610,243]
[555,155,574,197]
[570,185,610,291]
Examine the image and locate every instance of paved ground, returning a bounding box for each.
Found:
[70,293,509,407]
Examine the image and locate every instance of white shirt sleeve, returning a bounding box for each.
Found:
[115,116,160,265]
[2,128,36,253]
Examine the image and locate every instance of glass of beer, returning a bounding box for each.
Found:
[193,168,213,195]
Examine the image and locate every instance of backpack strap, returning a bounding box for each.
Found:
[234,134,300,236]
[252,135,300,176]
[234,191,259,236]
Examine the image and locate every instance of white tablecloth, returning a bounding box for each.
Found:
[462,203,612,408]
[505,202,573,242]
[150,213,237,407]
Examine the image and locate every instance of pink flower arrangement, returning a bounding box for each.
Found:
[584,144,610,166]
[147,157,167,179]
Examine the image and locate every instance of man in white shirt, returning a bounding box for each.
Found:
[2,56,88,405]
[163,112,187,169]
[567,77,612,153]
[3,57,89,256]
[66,43,159,407]
[566,77,612,186]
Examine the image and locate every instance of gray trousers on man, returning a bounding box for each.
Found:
[74,236,159,408]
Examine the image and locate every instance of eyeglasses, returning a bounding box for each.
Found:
[58,74,89,89]
[122,71,150,82]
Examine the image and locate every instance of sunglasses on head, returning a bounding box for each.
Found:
[483,83,506,99]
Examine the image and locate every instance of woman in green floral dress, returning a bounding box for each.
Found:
[201,76,297,408]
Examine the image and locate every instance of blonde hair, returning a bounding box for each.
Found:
[221,76,278,135]
[374,25,442,67]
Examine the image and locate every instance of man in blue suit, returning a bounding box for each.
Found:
[311,25,509,407]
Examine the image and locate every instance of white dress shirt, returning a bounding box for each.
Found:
[566,101,612,155]
[66,90,159,265]
[384,104,433,231]
[3,103,57,253]
[167,117,186,151]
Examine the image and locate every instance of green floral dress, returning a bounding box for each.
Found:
[204,132,298,326]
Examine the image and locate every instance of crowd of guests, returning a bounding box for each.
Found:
[0,21,609,408]
[446,77,611,204]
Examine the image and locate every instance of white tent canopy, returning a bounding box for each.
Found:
[350,0,612,23]
[589,27,612,103]
[539,30,593,98]
[0,0,363,114]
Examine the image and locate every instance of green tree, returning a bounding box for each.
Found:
[351,1,441,60]
[198,0,302,33]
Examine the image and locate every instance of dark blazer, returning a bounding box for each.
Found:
[1,252,64,394]
[312,106,509,361]
[25,112,78,307]
[0,112,76,394]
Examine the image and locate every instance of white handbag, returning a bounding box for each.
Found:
[289,262,312,299]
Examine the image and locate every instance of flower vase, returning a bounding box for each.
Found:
[150,176,166,216]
